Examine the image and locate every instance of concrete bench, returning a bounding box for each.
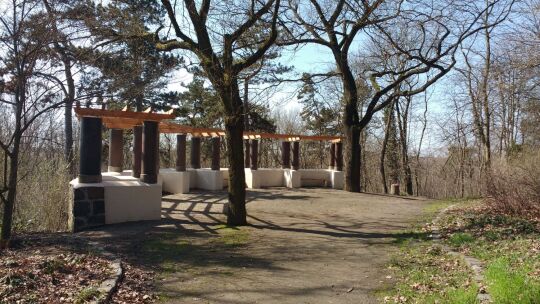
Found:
[301,178,328,187]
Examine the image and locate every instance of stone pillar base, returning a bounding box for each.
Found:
[70,185,105,232]
[107,166,123,173]
[160,169,190,194]
[330,170,344,189]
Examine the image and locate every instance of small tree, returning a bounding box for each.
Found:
[0,0,65,248]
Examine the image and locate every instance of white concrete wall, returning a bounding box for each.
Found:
[245,168,284,188]
[284,169,301,188]
[299,169,329,187]
[190,168,223,190]
[160,169,190,194]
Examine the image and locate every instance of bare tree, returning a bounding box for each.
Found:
[146,0,282,225]
[0,0,64,248]
[281,0,514,192]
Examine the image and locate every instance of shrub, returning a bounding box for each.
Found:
[486,150,540,219]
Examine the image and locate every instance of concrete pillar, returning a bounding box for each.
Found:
[329,143,336,170]
[244,139,251,168]
[250,139,259,170]
[79,117,102,183]
[176,134,186,171]
[335,142,343,171]
[132,126,142,178]
[292,141,300,170]
[191,137,201,169]
[108,129,124,172]
[141,121,159,184]
[281,141,291,169]
[211,137,221,171]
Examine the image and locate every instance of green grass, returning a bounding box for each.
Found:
[382,198,540,304]
[436,201,540,304]
[448,232,475,247]
[383,242,478,304]
[485,257,540,304]
[214,225,249,247]
[74,287,101,304]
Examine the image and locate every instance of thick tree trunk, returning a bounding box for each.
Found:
[337,56,361,192]
[222,83,247,226]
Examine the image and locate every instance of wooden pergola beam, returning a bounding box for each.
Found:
[75,108,174,121]
[75,108,342,142]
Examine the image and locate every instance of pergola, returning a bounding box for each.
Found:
[75,107,344,185]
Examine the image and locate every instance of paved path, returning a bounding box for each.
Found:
[84,188,429,304]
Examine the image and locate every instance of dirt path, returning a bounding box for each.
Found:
[84,188,429,304]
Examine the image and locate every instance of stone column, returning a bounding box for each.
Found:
[244,139,251,168]
[141,121,159,184]
[191,137,201,169]
[176,134,186,171]
[281,141,291,169]
[250,139,259,170]
[132,126,142,178]
[108,129,124,173]
[292,141,300,170]
[79,117,102,183]
[335,142,343,171]
[211,136,221,171]
[329,143,336,170]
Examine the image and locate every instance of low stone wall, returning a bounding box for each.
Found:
[70,186,106,232]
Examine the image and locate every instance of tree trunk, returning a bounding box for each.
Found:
[1,84,23,249]
[222,83,247,226]
[396,100,413,195]
[243,79,249,131]
[380,106,394,194]
[1,141,19,249]
[63,57,75,176]
[337,56,361,192]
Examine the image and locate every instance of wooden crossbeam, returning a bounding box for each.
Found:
[160,122,342,142]
[74,109,341,142]
[75,108,175,121]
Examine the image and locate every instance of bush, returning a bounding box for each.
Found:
[486,150,540,219]
[1,154,71,233]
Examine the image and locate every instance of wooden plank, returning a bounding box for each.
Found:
[75,108,175,121]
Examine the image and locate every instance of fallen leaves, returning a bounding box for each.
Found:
[110,262,156,303]
[0,246,113,303]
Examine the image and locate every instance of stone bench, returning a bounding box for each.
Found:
[301,177,328,187]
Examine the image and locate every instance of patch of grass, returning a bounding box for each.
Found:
[485,257,540,304]
[74,287,101,304]
[214,225,249,247]
[383,242,478,304]
[448,232,475,247]
[391,230,430,245]
[142,235,191,261]
[436,202,540,303]
[40,257,68,275]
